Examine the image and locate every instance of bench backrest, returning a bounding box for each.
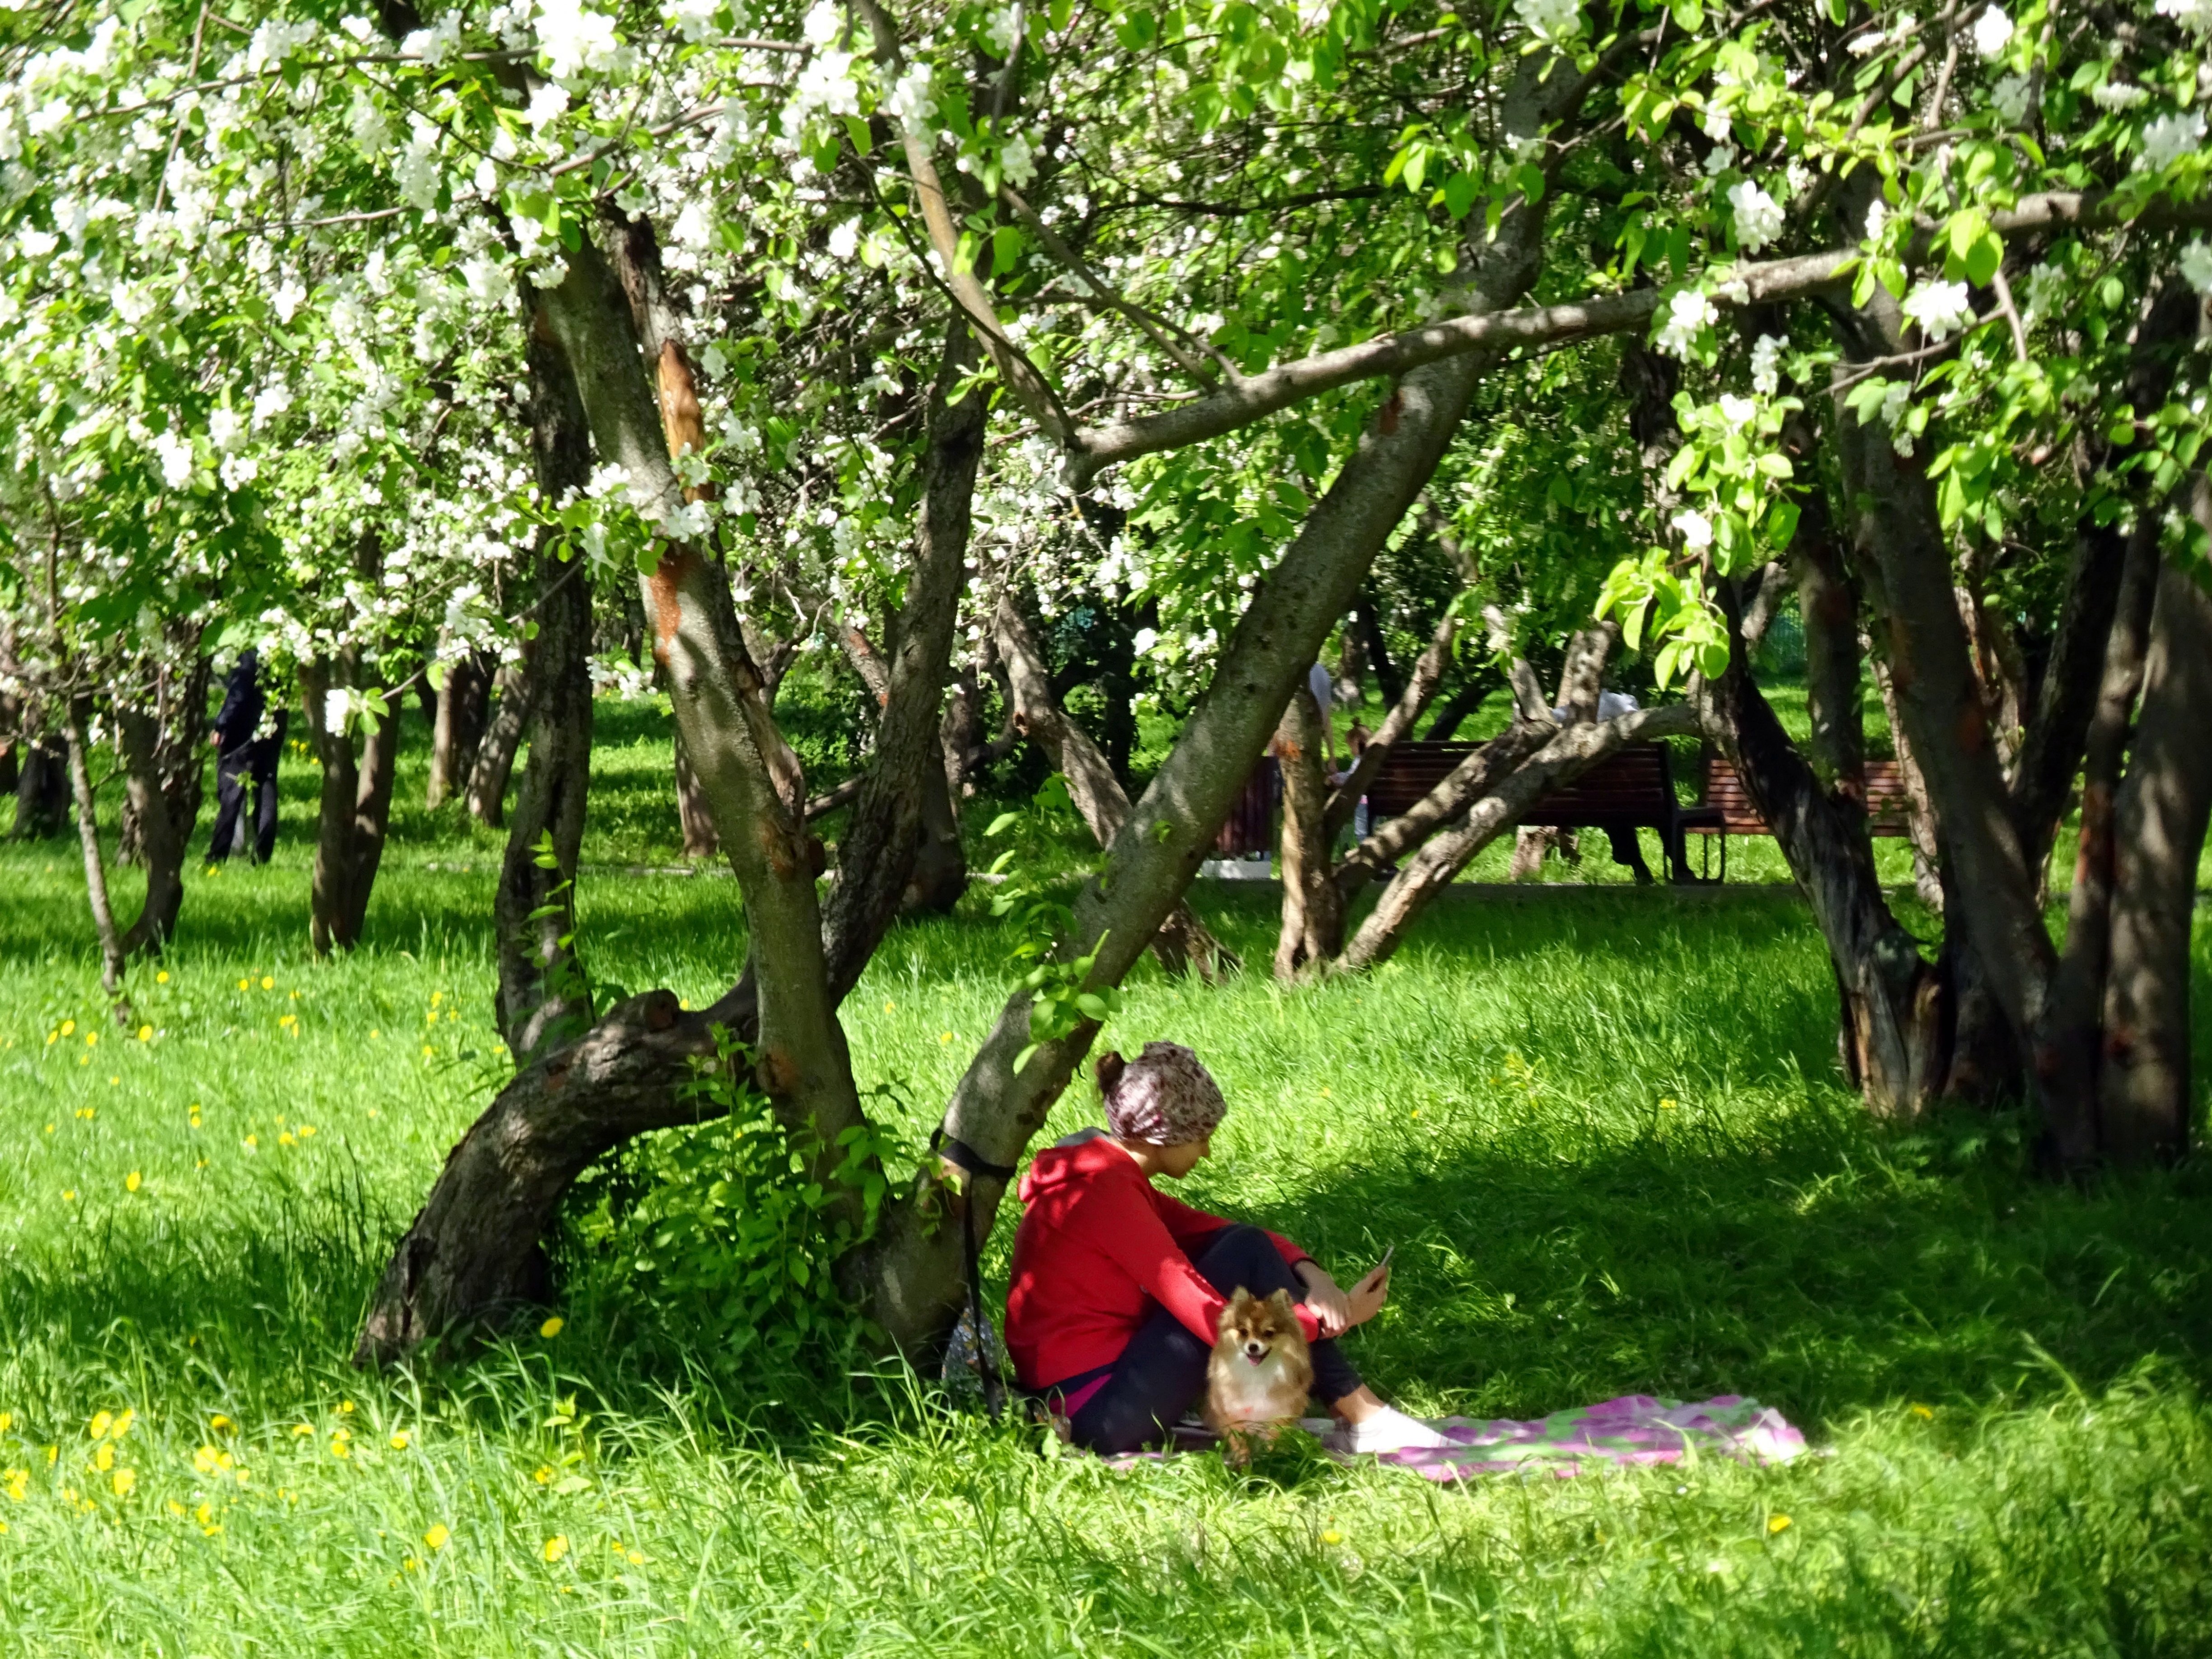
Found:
[1366,739,1681,825]
[1696,755,1917,837]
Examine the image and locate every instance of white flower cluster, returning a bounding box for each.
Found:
[1990,74,2034,125]
[1900,279,1972,340]
[1750,333,1786,396]
[535,0,624,80]
[401,13,464,66]
[887,63,936,131]
[2182,240,2212,295]
[1513,0,1584,44]
[2156,0,2212,36]
[981,4,1022,56]
[1727,180,1784,252]
[2090,80,2150,111]
[2137,112,2206,173]
[1656,289,1717,357]
[1671,509,1713,549]
[1973,4,2013,61]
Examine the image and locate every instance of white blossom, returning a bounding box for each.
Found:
[1901,279,1973,339]
[208,408,245,452]
[1973,4,2012,61]
[2182,241,2212,295]
[1719,393,1757,430]
[271,278,307,324]
[348,92,391,157]
[1727,180,1784,251]
[1701,107,1733,146]
[2137,112,2206,172]
[791,47,859,120]
[982,3,1022,55]
[401,13,463,65]
[110,282,154,326]
[887,63,936,130]
[462,252,509,306]
[251,383,293,429]
[1877,380,1913,456]
[801,0,842,44]
[523,84,570,133]
[2023,262,2067,318]
[219,453,259,492]
[1750,333,1786,396]
[826,219,859,260]
[19,227,57,260]
[535,0,622,79]
[1000,131,1036,188]
[1702,143,1737,177]
[394,133,442,211]
[1656,288,1718,356]
[151,430,194,489]
[2091,80,2150,111]
[665,0,720,42]
[1671,509,1714,549]
[2156,0,2212,37]
[1513,0,1583,43]
[1991,74,2034,125]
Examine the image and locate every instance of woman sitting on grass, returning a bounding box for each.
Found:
[1005,1041,1451,1455]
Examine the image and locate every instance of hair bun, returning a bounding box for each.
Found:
[1095,1050,1127,1093]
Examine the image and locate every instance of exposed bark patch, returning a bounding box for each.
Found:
[648,550,697,665]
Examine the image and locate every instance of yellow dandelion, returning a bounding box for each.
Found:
[627,1550,644,1565]
[939,1031,952,1043]
[88,1412,112,1440]
[60,1020,75,1037]
[94,1443,114,1472]
[389,1430,410,1450]
[61,1189,76,1203]
[539,1316,564,1339]
[533,1465,554,1485]
[156,971,169,984]
[243,1135,258,1149]
[1768,1514,1791,1534]
[339,1400,354,1415]
[1660,1098,1678,1111]
[542,1534,569,1563]
[0,1412,11,1432]
[882,999,895,1012]
[84,1030,97,1046]
[110,1409,133,1438]
[110,1467,136,1498]
[210,1415,232,1432]
[277,1132,295,1147]
[136,1025,152,1042]
[422,1046,435,1059]
[237,979,249,991]
[260,976,274,991]
[329,1437,350,1460]
[424,1524,450,1551]
[299,1125,316,1137]
[125,1172,141,1193]
[4,1471,26,1502]
[192,1447,223,1475]
[167,1499,185,1516]
[1910,1403,1934,1420]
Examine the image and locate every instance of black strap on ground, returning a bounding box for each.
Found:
[931,1129,1016,1421]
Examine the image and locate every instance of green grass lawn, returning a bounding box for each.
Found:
[0,702,2208,1655]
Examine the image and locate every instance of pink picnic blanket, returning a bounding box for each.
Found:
[1114,1394,1805,1481]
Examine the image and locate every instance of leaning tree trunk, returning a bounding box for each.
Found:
[465,661,534,828]
[114,703,189,957]
[428,647,490,811]
[494,305,599,1068]
[1273,685,1341,980]
[994,590,1235,981]
[2095,533,2212,1163]
[62,694,128,993]
[869,48,1580,1352]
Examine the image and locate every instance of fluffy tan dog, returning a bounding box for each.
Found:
[1204,1287,1314,1464]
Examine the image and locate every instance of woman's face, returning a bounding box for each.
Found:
[1157,1134,1212,1179]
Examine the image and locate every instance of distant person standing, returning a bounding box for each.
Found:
[204,648,285,864]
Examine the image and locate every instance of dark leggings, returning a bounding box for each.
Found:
[1066,1224,1364,1454]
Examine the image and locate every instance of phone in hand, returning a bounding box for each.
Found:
[1363,1244,1395,1286]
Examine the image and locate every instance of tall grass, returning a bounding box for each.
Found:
[0,706,2206,1656]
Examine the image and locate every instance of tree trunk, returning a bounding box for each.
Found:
[62,694,127,993]
[117,649,209,870]
[495,305,599,1068]
[672,726,719,859]
[466,663,534,829]
[821,317,989,987]
[1353,586,1403,706]
[428,647,490,811]
[1323,607,1458,841]
[1273,687,1341,978]
[12,727,69,840]
[114,703,189,957]
[2096,537,2212,1162]
[994,590,1235,980]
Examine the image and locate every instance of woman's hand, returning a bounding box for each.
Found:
[1345,1261,1390,1328]
[1294,1261,1355,1338]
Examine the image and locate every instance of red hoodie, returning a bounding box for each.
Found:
[1005,1133,1322,1391]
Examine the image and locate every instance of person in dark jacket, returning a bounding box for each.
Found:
[204,648,284,863]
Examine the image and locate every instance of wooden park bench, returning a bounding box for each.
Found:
[1682,756,1915,881]
[1367,740,1709,884]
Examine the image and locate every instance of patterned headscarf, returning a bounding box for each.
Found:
[1101,1041,1227,1145]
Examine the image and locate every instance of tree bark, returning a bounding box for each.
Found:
[117,648,208,871]
[994,590,1235,980]
[1273,687,1341,978]
[12,726,69,840]
[2096,534,2212,1162]
[494,304,599,1069]
[428,647,490,811]
[62,694,127,992]
[1353,586,1403,705]
[114,703,188,957]
[672,727,719,859]
[465,662,534,828]
[820,317,988,989]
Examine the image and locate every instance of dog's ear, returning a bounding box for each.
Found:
[1265,1287,1297,1320]
[1218,1288,1252,1333]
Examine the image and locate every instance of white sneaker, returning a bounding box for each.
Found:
[1331,1405,1455,1454]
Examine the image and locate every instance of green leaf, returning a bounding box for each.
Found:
[1963,230,2003,288]
[1442,170,1480,220]
[1671,0,1703,29]
[984,811,1021,838]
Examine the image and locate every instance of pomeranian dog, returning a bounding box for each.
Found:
[1204,1288,1315,1464]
